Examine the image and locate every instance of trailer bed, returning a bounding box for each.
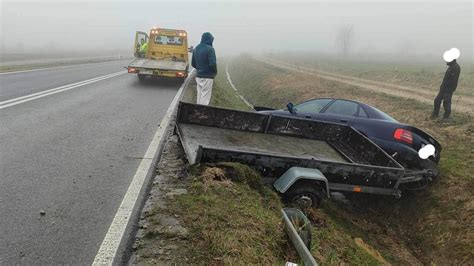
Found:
[179,123,349,164]
[175,102,405,194]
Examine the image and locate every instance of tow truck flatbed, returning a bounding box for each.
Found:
[128,58,187,72]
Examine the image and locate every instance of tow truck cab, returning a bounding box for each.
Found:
[128,27,191,81]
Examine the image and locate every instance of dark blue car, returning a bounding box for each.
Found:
[257,98,441,173]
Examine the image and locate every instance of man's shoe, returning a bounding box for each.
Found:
[440,117,451,123]
[429,115,438,120]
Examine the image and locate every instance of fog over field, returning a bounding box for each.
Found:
[1,0,473,61]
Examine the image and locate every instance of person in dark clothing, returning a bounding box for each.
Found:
[431,50,461,120]
[191,32,217,105]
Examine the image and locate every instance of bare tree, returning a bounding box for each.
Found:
[337,25,354,57]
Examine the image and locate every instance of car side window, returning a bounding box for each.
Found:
[294,99,332,113]
[358,106,369,118]
[324,100,359,116]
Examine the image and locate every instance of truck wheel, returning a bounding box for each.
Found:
[138,74,146,83]
[286,182,325,209]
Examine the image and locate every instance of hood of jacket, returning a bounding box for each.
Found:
[200,32,214,46]
[447,59,457,66]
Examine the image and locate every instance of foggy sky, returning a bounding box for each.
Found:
[1,0,473,61]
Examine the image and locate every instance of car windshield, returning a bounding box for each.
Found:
[372,106,398,122]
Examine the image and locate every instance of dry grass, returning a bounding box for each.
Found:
[228,55,474,264]
[169,164,294,264]
[273,53,474,98]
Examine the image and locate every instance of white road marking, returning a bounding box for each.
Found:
[225,64,254,109]
[92,72,191,265]
[0,71,126,109]
[1,71,123,105]
[0,59,128,75]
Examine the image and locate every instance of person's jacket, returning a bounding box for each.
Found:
[440,60,461,93]
[191,32,217,79]
[139,42,148,54]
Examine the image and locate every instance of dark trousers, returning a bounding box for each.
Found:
[432,91,453,118]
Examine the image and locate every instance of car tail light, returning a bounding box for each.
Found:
[394,128,413,144]
[176,72,185,78]
[128,68,137,73]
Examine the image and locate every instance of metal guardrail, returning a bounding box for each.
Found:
[281,208,318,266]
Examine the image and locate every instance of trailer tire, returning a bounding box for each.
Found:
[138,74,146,83]
[286,181,325,209]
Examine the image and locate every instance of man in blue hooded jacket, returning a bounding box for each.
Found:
[191,32,217,105]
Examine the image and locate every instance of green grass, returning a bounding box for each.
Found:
[272,53,474,98]
[168,164,291,264]
[226,55,474,264]
[174,63,387,264]
[211,62,253,111]
[169,163,385,264]
[309,206,385,265]
[172,66,293,263]
[182,58,253,111]
[228,56,293,108]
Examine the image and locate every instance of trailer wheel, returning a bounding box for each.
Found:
[138,74,146,83]
[286,182,325,209]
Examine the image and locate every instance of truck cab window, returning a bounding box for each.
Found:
[155,35,183,46]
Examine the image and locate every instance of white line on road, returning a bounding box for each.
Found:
[92,72,191,265]
[0,71,126,109]
[225,64,254,109]
[1,71,123,105]
[0,59,128,75]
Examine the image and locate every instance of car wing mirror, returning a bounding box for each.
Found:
[287,102,296,114]
[188,46,194,53]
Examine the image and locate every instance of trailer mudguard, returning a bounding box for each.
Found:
[274,167,330,198]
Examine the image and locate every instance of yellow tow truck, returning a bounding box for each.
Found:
[127,27,191,83]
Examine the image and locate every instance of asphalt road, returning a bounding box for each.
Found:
[0,60,182,264]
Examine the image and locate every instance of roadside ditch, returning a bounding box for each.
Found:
[128,64,399,264]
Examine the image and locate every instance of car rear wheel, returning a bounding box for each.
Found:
[138,74,146,84]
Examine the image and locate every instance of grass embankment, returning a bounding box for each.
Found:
[168,62,288,263]
[170,163,291,264]
[177,60,386,264]
[182,59,252,111]
[272,53,474,98]
[227,55,474,264]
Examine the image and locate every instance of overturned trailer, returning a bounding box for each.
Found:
[175,102,407,207]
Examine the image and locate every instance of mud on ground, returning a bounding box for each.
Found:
[129,134,192,264]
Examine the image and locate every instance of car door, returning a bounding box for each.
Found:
[293,99,334,119]
[319,99,360,125]
[134,31,149,58]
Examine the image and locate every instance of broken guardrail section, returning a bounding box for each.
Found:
[281,208,317,266]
